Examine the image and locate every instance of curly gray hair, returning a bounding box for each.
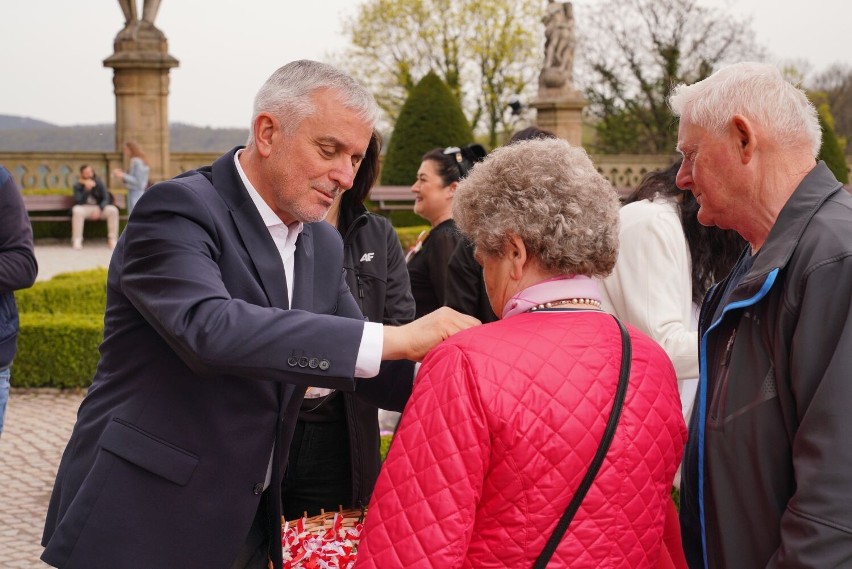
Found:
[453,138,620,277]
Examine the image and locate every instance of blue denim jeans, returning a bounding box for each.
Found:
[0,367,10,434]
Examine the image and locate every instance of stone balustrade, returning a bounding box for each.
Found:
[3,150,848,195]
[0,151,220,190]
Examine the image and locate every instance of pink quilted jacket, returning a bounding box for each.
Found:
[356,310,687,568]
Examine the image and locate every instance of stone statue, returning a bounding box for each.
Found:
[117,0,165,41]
[540,0,576,90]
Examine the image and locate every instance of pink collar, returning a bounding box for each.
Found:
[502,275,601,319]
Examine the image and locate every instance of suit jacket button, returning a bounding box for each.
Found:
[287,356,298,367]
[318,359,330,371]
[252,483,263,495]
[298,357,309,368]
[308,358,319,369]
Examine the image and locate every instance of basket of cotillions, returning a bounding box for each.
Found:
[277,508,365,569]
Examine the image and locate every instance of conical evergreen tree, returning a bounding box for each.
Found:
[381,72,474,185]
[817,103,849,184]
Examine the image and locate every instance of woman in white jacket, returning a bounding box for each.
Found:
[600,160,744,426]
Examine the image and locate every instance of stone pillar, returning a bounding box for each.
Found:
[533,1,586,148]
[103,17,178,184]
[531,95,586,148]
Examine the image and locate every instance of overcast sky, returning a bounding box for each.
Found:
[1,0,849,128]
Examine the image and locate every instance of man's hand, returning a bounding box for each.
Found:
[382,307,480,362]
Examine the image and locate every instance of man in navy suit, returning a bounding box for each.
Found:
[41,60,477,569]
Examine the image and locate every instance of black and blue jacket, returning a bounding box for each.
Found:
[680,162,852,568]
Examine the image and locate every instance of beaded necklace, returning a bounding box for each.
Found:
[526,298,602,312]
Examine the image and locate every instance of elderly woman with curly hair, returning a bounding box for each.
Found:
[356,138,687,568]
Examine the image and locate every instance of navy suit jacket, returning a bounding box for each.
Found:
[42,148,375,568]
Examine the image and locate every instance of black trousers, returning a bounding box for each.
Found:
[281,418,352,521]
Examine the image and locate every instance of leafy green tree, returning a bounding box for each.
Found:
[578,0,762,154]
[811,64,852,145]
[341,0,540,147]
[816,103,849,184]
[380,72,473,186]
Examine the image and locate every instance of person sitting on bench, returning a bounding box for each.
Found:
[71,165,119,250]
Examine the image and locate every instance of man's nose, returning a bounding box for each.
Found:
[675,162,691,191]
[330,159,356,189]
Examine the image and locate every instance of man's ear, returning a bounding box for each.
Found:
[252,113,276,158]
[506,233,528,281]
[731,114,756,164]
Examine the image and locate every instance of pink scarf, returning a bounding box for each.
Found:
[502,275,602,319]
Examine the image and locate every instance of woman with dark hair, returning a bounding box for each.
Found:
[281,131,416,520]
[600,159,746,426]
[445,128,554,323]
[407,144,485,318]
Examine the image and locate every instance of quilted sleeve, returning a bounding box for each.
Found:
[356,343,489,568]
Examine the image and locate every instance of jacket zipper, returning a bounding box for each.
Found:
[356,273,365,300]
[709,328,737,424]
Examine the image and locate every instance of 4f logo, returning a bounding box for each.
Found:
[360,252,375,262]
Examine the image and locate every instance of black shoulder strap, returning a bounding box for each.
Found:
[533,315,632,568]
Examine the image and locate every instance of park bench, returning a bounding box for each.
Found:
[368,185,413,211]
[23,193,128,222]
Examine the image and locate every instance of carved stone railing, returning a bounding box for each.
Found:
[591,154,678,195]
[3,151,848,196]
[0,152,122,190]
[0,151,220,190]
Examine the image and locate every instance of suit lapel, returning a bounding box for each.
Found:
[230,204,290,310]
[211,148,290,310]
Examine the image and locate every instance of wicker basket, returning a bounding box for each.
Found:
[275,508,366,569]
[283,507,365,531]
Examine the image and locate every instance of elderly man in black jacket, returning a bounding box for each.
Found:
[672,62,852,569]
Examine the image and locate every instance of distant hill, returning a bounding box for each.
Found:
[0,115,55,130]
[0,115,248,152]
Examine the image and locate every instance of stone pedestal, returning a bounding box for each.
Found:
[531,88,586,148]
[103,23,178,184]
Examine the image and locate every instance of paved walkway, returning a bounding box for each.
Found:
[1,390,85,568]
[32,241,115,282]
[1,242,108,567]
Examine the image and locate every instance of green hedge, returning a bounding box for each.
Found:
[14,313,103,388]
[16,269,108,314]
[395,225,430,250]
[380,434,392,461]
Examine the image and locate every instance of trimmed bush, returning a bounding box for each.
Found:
[380,434,392,461]
[381,72,474,186]
[14,269,108,388]
[395,225,430,251]
[14,313,103,388]
[817,104,849,184]
[16,269,108,314]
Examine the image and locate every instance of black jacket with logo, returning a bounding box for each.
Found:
[340,205,415,507]
[292,203,416,509]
